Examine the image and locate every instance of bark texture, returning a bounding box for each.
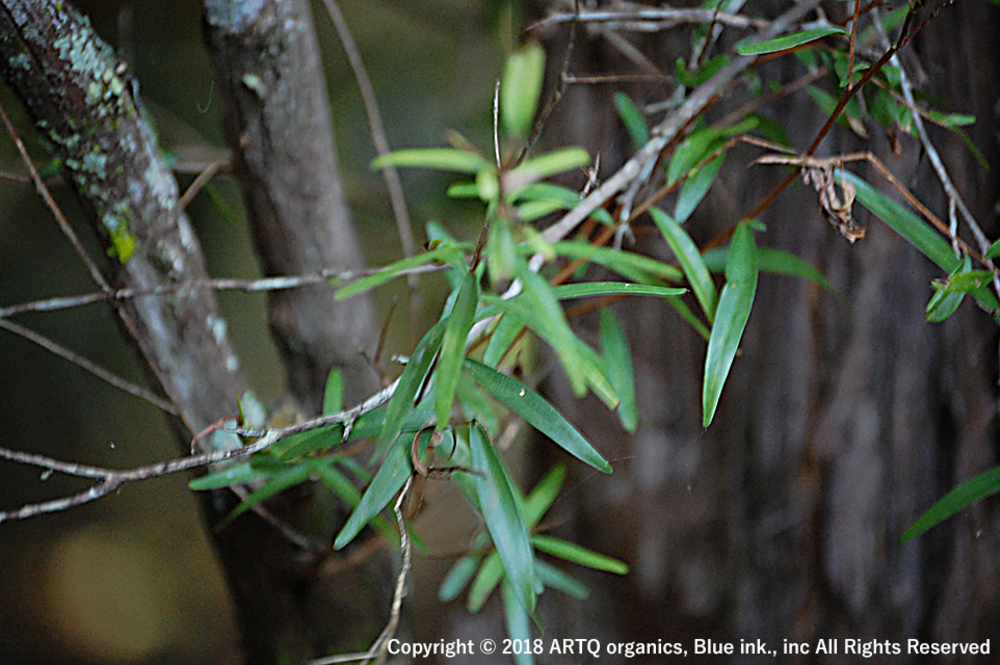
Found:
[530,0,1000,660]
[0,0,245,436]
[0,1,389,662]
[203,0,379,414]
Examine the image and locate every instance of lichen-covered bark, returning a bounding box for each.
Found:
[0,0,244,438]
[203,0,379,414]
[0,1,391,663]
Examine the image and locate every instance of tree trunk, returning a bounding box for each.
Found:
[530,0,1000,659]
[0,0,389,662]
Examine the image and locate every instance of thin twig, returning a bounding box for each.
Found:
[527,7,769,33]
[0,262,447,319]
[178,159,227,209]
[0,100,110,293]
[0,378,400,523]
[0,317,178,414]
[541,0,824,245]
[320,0,415,264]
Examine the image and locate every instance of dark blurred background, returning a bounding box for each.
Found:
[2,0,1000,663]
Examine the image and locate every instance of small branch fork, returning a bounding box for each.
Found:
[0,379,399,524]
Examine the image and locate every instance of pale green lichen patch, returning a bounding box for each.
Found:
[101,202,136,263]
[9,52,31,70]
[81,148,107,178]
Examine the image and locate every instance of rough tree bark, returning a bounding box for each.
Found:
[529,0,1000,660]
[0,0,388,663]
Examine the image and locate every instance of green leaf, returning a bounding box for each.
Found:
[613,92,649,148]
[926,111,976,128]
[506,147,590,196]
[376,320,446,458]
[901,465,1000,543]
[512,182,614,226]
[702,222,758,427]
[675,154,724,224]
[439,554,482,602]
[514,263,590,398]
[649,207,718,322]
[985,237,1000,260]
[314,460,397,544]
[501,580,534,665]
[675,54,730,88]
[531,535,629,575]
[502,41,546,138]
[322,369,344,416]
[487,217,518,282]
[467,550,504,613]
[470,424,537,614]
[436,271,480,428]
[522,464,566,527]
[465,359,612,473]
[737,27,848,56]
[599,309,638,433]
[926,256,973,323]
[333,429,417,550]
[189,461,269,491]
[551,240,683,283]
[843,171,968,273]
[371,148,490,174]
[550,282,686,299]
[535,559,589,600]
[335,244,466,301]
[221,461,315,526]
[482,310,526,369]
[703,246,836,293]
[666,117,757,186]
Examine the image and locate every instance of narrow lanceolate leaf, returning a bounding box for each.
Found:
[501,580,534,665]
[675,154,724,224]
[333,431,413,550]
[522,464,566,527]
[551,241,684,283]
[551,282,686,300]
[221,461,314,526]
[531,535,630,575]
[376,319,446,458]
[482,310,526,369]
[613,92,649,148]
[901,465,1000,543]
[650,207,718,323]
[438,554,482,602]
[535,559,589,600]
[515,264,589,397]
[843,171,959,272]
[465,359,612,473]
[467,551,504,613]
[702,222,758,428]
[702,246,836,293]
[506,147,590,195]
[189,461,269,491]
[737,26,848,56]
[436,271,479,428]
[322,368,343,416]
[370,148,490,174]
[469,424,537,614]
[600,308,639,432]
[845,171,1000,314]
[335,244,465,301]
[502,41,546,138]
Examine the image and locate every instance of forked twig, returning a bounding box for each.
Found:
[0,378,400,523]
